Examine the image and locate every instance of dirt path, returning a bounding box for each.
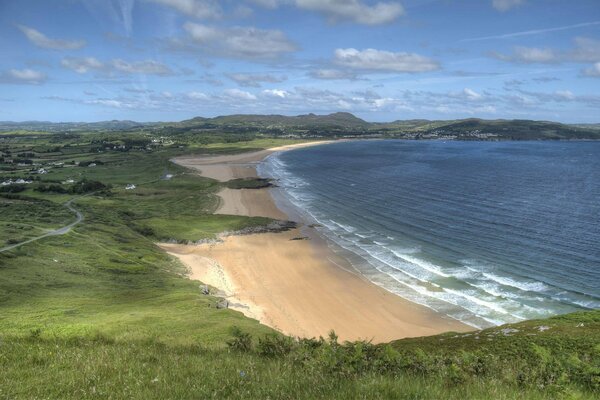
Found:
[0,198,83,253]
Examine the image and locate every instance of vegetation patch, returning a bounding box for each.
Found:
[224,177,274,189]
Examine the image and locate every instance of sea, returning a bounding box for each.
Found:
[258,140,600,329]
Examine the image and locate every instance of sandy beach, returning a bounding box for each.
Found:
[162,141,469,342]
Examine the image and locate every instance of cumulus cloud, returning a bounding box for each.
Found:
[333,48,440,73]
[554,90,575,100]
[227,73,286,87]
[309,69,358,80]
[186,91,209,99]
[112,59,173,75]
[492,0,524,12]
[0,68,47,85]
[569,37,600,62]
[491,46,558,63]
[248,0,279,8]
[262,89,289,98]
[17,25,85,50]
[183,22,297,59]
[148,0,222,19]
[512,88,600,107]
[223,88,257,100]
[61,57,173,76]
[582,62,600,77]
[294,0,404,25]
[247,0,404,25]
[61,57,104,73]
[461,88,483,101]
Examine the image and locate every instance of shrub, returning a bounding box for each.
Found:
[29,328,42,339]
[257,334,295,358]
[71,178,109,194]
[35,183,67,194]
[0,184,26,193]
[132,224,155,237]
[226,326,253,353]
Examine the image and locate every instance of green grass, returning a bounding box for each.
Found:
[141,214,272,242]
[224,177,273,190]
[0,136,288,346]
[0,197,74,246]
[1,311,598,399]
[1,133,598,399]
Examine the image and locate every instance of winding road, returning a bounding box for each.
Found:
[0,198,83,253]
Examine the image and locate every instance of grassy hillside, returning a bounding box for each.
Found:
[1,133,598,399]
[0,135,282,344]
[1,311,598,399]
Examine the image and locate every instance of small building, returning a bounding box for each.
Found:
[125,184,136,190]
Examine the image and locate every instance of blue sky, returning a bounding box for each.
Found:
[1,0,599,122]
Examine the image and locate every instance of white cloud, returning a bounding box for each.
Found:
[294,0,404,25]
[582,62,600,77]
[0,68,47,85]
[183,22,297,59]
[227,73,286,87]
[61,57,104,73]
[570,37,600,62]
[112,59,173,75]
[334,48,440,73]
[554,90,575,100]
[310,69,357,80]
[223,88,257,100]
[462,88,483,101]
[186,91,209,100]
[17,25,85,50]
[248,0,404,25]
[492,0,524,12]
[513,88,600,107]
[491,37,600,64]
[262,89,289,98]
[148,0,221,19]
[503,46,558,63]
[87,99,126,108]
[248,0,279,8]
[61,57,173,76]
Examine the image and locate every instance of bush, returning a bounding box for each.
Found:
[35,183,67,194]
[0,184,26,193]
[132,224,155,237]
[257,334,295,358]
[71,179,109,194]
[226,326,253,353]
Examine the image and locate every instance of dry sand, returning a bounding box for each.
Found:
[162,141,470,342]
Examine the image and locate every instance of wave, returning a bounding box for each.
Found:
[481,272,550,293]
[259,144,599,329]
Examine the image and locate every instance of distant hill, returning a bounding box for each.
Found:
[423,118,599,140]
[177,112,370,129]
[0,120,149,132]
[1,113,599,140]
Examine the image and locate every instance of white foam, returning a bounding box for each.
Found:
[391,251,450,278]
[482,272,549,292]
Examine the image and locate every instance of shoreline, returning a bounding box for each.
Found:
[161,141,470,342]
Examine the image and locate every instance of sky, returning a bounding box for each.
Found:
[0,0,599,123]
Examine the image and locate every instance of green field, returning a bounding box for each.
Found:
[1,132,598,399]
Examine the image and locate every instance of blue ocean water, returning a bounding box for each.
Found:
[258,140,600,329]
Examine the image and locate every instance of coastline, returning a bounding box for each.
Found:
[161,141,470,342]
